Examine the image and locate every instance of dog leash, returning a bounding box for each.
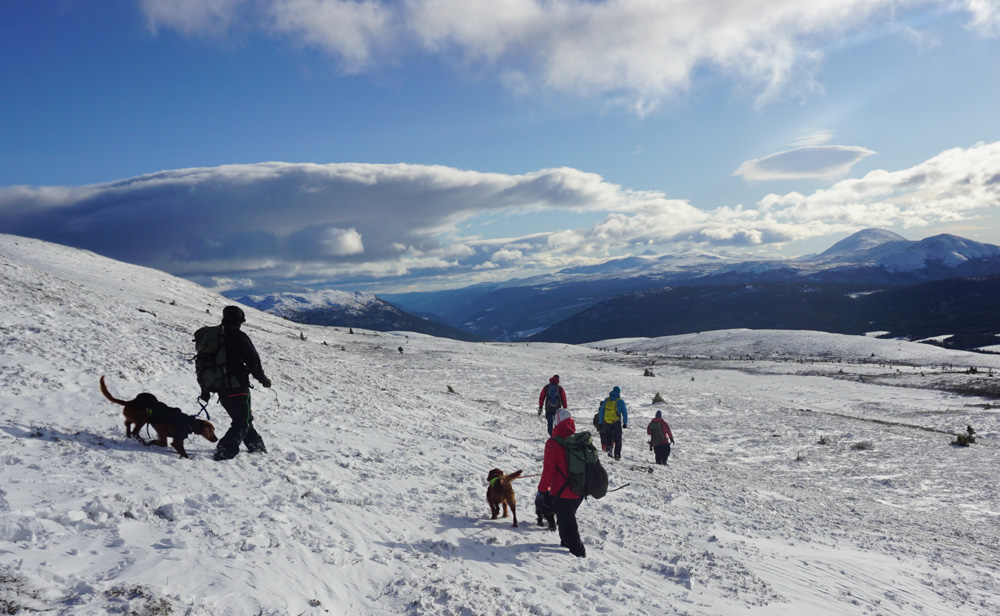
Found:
[194,397,212,421]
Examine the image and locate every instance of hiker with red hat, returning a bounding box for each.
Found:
[538,375,568,436]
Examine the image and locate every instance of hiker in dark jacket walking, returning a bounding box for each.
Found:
[537,408,586,558]
[598,386,628,460]
[646,410,675,465]
[208,305,271,461]
[538,375,568,436]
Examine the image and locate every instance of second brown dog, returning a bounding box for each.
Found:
[100,375,218,459]
[486,468,523,527]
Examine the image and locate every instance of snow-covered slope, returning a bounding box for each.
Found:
[2,234,999,615]
[591,328,1000,366]
[238,289,380,317]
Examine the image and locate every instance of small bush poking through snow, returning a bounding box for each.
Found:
[851,441,875,451]
[953,425,977,447]
[817,435,830,445]
[652,392,665,404]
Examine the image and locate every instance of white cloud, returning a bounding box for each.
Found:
[4,141,1000,288]
[757,140,1000,228]
[789,130,834,147]
[135,0,1000,110]
[140,0,246,34]
[490,248,524,263]
[319,227,364,256]
[735,145,876,181]
[269,0,396,73]
[962,0,1000,35]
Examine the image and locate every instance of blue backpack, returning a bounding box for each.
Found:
[545,384,561,410]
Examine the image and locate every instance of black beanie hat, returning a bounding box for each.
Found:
[222,305,246,327]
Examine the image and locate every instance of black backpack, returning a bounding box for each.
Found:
[545,384,562,411]
[553,431,609,499]
[194,325,233,394]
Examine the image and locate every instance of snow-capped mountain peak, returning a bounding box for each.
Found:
[812,228,908,261]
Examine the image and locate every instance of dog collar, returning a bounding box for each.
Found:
[489,477,501,487]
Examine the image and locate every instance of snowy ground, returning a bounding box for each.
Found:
[1,234,999,616]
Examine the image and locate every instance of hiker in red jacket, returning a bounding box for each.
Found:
[646,410,675,465]
[537,375,568,436]
[537,408,586,558]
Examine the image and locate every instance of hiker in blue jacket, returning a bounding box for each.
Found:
[598,386,628,460]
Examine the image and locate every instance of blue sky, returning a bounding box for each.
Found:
[2,0,1000,293]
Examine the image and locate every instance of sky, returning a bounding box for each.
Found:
[2,0,1000,293]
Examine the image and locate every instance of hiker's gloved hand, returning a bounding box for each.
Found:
[623,423,628,429]
[199,389,211,402]
[261,377,272,388]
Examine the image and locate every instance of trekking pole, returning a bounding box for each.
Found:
[607,483,630,493]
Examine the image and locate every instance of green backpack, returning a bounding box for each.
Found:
[194,325,234,394]
[553,431,609,499]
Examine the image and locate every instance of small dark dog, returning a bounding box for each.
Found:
[100,376,217,459]
[486,468,522,527]
[534,491,556,531]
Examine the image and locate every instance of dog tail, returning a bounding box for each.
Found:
[506,469,523,482]
[99,375,129,406]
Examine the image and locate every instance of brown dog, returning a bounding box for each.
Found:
[486,468,523,527]
[100,376,217,458]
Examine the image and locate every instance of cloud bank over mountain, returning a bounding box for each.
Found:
[2,141,1000,291]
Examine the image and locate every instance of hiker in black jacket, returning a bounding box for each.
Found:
[210,305,271,461]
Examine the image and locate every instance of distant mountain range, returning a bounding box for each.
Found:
[383,229,1000,341]
[231,229,1000,350]
[233,289,489,342]
[527,276,1000,351]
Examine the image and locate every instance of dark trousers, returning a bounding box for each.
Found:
[555,497,585,557]
[653,442,671,464]
[603,421,623,459]
[545,407,558,435]
[215,389,265,460]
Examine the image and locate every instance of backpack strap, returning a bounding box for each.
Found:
[551,435,570,498]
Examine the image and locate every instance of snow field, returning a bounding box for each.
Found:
[1,234,999,615]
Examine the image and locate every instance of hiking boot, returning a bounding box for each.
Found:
[245,436,267,454]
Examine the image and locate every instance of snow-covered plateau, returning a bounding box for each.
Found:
[1,234,998,615]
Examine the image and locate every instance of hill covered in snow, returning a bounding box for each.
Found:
[1,234,999,615]
[234,289,489,342]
